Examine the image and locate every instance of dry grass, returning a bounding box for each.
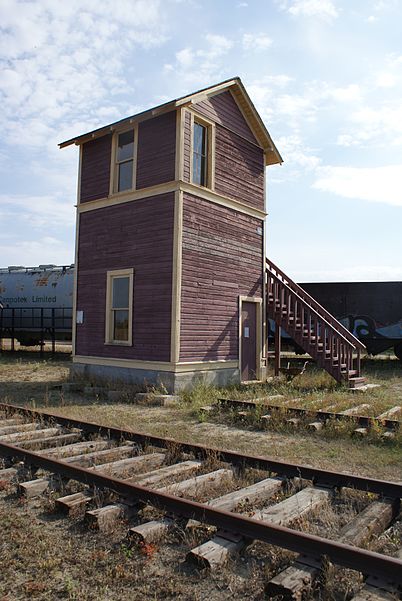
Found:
[0,352,401,600]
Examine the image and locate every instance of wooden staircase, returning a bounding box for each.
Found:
[266,259,366,388]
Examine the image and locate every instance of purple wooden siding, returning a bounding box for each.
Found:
[183,110,191,182]
[76,193,174,361]
[180,193,263,362]
[193,91,257,144]
[80,135,112,203]
[136,111,176,189]
[214,125,265,211]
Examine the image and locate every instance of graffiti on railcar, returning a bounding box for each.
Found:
[338,315,402,340]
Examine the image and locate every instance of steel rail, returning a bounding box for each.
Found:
[0,439,401,585]
[0,403,401,498]
[218,398,401,431]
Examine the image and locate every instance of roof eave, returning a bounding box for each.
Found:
[59,78,240,149]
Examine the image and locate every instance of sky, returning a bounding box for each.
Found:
[1,0,402,282]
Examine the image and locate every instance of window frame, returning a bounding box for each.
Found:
[105,268,134,346]
[190,113,215,190]
[110,127,138,196]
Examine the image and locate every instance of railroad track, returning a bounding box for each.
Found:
[212,398,401,439]
[0,401,401,600]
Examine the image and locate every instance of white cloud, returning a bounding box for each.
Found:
[313,164,402,207]
[0,237,73,267]
[242,33,272,51]
[329,84,362,102]
[176,47,194,67]
[277,0,339,20]
[163,33,233,86]
[202,34,233,58]
[376,72,397,87]
[276,134,321,170]
[0,0,167,148]
[0,194,75,228]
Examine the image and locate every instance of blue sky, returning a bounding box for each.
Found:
[1,0,401,281]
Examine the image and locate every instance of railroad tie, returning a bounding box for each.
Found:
[129,468,235,543]
[54,452,166,510]
[86,503,136,531]
[0,427,61,444]
[84,460,202,531]
[18,432,82,450]
[131,460,202,488]
[348,584,397,601]
[0,466,19,481]
[0,422,39,436]
[349,545,401,601]
[0,417,25,427]
[265,499,399,600]
[188,487,331,569]
[19,444,139,499]
[37,440,110,458]
[186,476,285,529]
[339,404,371,416]
[376,406,401,421]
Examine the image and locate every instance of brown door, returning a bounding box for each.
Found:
[241,301,257,381]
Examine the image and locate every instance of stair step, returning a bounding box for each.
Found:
[348,377,366,388]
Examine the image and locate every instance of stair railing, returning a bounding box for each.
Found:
[267,268,362,382]
[266,258,366,351]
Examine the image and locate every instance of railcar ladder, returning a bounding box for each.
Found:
[266,259,366,388]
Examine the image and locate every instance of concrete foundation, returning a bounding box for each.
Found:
[71,363,241,393]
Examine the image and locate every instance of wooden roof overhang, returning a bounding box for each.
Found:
[59,77,282,167]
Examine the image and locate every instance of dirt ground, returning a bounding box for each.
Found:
[0,352,401,600]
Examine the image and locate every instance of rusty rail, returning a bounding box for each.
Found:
[1,403,401,499]
[218,398,401,431]
[0,438,401,585]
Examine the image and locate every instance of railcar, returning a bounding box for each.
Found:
[298,282,402,360]
[0,265,74,346]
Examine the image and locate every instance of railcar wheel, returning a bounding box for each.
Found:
[394,342,402,361]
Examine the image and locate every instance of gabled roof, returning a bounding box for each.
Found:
[59,77,282,166]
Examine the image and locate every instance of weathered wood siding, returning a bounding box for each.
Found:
[80,134,112,203]
[180,193,263,362]
[214,126,264,210]
[136,112,176,189]
[194,91,257,144]
[190,91,265,211]
[183,110,191,182]
[76,193,174,361]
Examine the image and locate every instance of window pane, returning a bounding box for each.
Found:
[117,130,134,162]
[118,160,133,191]
[193,151,206,186]
[112,276,129,309]
[193,152,201,185]
[113,310,129,341]
[193,123,206,155]
[193,123,207,186]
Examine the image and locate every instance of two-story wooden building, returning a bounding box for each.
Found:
[60,77,282,391]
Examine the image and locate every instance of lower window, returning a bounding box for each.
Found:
[105,269,134,345]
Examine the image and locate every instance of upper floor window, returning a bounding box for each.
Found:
[191,116,214,189]
[105,268,134,345]
[116,130,135,192]
[193,122,208,186]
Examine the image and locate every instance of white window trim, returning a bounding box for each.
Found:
[105,268,134,346]
[189,112,215,191]
[109,126,138,197]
